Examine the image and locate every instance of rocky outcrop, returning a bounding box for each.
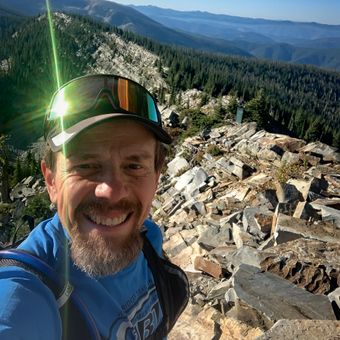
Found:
[152,122,340,338]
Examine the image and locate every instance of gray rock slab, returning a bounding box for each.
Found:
[288,177,328,201]
[260,239,340,295]
[197,223,233,250]
[242,207,271,238]
[299,141,340,163]
[273,213,340,245]
[174,168,196,192]
[217,246,273,274]
[281,151,300,165]
[167,156,189,176]
[328,287,340,317]
[255,319,340,340]
[232,223,258,249]
[226,264,336,321]
[293,201,321,221]
[310,203,340,228]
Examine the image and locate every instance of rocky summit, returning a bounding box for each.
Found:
[1,121,339,339]
[152,121,340,339]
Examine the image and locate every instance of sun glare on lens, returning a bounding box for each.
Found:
[52,90,69,118]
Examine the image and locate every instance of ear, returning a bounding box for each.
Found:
[41,160,57,204]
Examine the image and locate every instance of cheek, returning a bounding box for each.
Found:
[56,178,93,216]
[136,178,158,207]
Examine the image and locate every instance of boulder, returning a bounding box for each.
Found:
[272,213,340,245]
[261,239,340,294]
[225,264,336,322]
[167,156,189,176]
[255,319,340,340]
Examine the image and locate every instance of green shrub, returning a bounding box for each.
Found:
[275,162,304,183]
[23,192,52,222]
[207,144,223,156]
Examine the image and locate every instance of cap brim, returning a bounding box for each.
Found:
[49,113,172,152]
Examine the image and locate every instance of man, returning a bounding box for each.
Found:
[0,74,189,339]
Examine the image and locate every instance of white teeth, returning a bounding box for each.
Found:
[88,213,127,227]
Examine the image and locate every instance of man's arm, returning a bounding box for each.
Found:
[0,266,61,340]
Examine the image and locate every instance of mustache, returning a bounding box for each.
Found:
[77,198,142,214]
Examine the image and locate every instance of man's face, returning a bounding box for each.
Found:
[42,120,161,276]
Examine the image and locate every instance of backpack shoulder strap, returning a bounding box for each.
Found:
[142,233,190,336]
[0,249,101,340]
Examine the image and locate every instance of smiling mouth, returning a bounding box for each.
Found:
[85,212,130,227]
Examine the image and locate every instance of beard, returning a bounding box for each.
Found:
[68,199,144,277]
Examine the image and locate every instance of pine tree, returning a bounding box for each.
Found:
[0,135,12,203]
[244,89,269,129]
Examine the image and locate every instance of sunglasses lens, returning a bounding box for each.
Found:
[48,76,160,124]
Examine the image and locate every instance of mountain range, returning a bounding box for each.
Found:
[132,5,340,71]
[0,0,339,70]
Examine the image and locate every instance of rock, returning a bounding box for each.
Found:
[206,280,233,300]
[255,319,340,340]
[171,242,207,270]
[272,213,340,245]
[252,190,278,211]
[299,141,340,163]
[260,239,340,295]
[10,186,35,200]
[310,202,340,228]
[242,207,272,238]
[274,181,303,204]
[168,303,221,340]
[163,232,187,257]
[197,224,232,250]
[216,156,253,180]
[245,172,272,187]
[288,177,328,201]
[23,176,35,187]
[174,168,196,192]
[194,256,223,278]
[293,201,321,221]
[232,223,258,249]
[328,287,340,320]
[220,317,264,340]
[226,264,336,322]
[220,185,251,202]
[281,151,300,165]
[167,156,189,176]
[179,229,198,246]
[217,246,272,274]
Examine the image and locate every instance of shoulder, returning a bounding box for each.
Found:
[0,266,61,339]
[18,214,68,266]
[143,219,163,256]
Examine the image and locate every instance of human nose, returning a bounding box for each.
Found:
[94,171,129,202]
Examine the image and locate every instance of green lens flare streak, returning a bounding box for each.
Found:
[45,0,61,89]
[45,0,66,152]
[45,1,69,331]
[45,0,66,150]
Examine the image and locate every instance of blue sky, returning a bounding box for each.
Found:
[111,0,340,25]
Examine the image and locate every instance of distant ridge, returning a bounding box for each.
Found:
[132,5,340,71]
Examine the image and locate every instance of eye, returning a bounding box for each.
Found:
[77,164,96,169]
[127,163,143,170]
[71,163,101,173]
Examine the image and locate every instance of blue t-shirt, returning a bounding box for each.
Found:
[0,214,164,339]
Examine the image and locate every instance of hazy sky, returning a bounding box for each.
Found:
[110,0,340,25]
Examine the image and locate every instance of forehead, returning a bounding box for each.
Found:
[63,120,157,158]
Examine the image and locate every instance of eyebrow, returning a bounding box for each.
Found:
[125,151,153,162]
[67,153,99,161]
[66,151,153,162]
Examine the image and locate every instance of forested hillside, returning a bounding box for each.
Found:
[0,12,339,148]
